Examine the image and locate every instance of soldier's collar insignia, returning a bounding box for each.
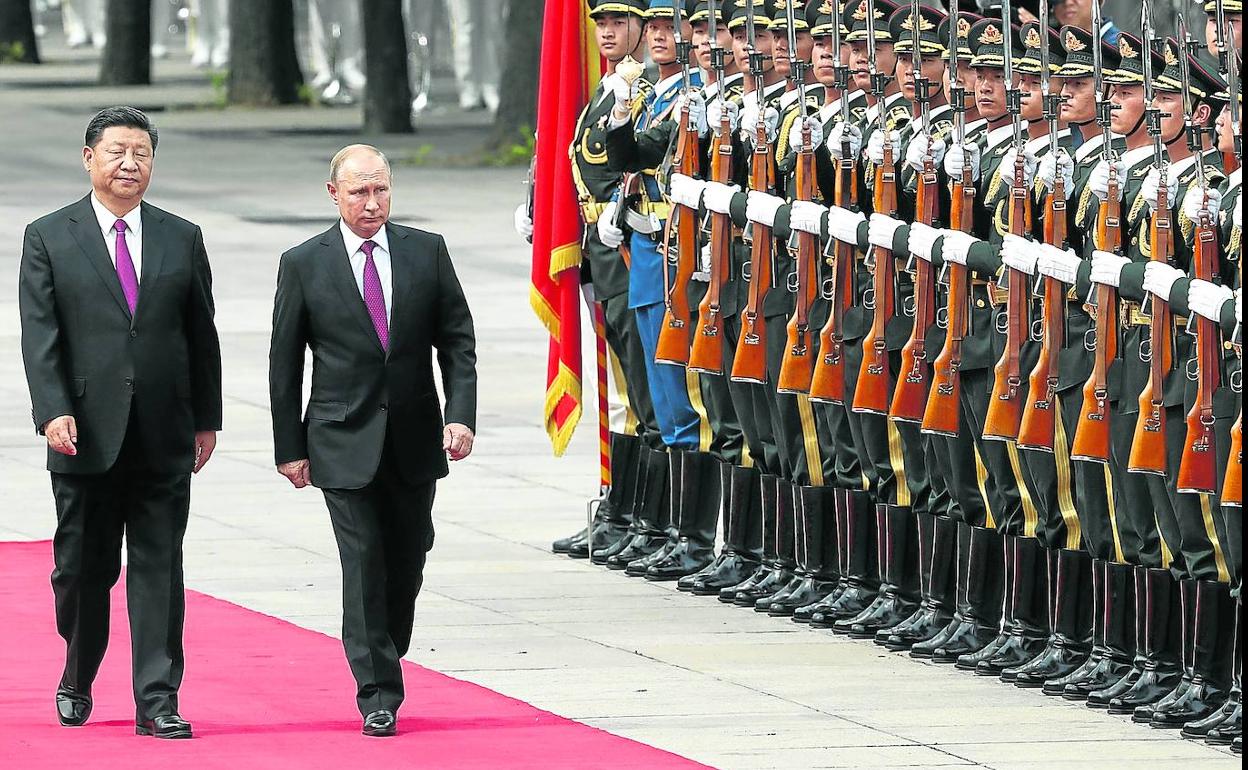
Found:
[1024,27,1041,49]
[1064,31,1086,52]
[980,24,1004,45]
[1119,37,1137,59]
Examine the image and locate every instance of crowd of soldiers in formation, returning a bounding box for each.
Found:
[519,0,1243,751]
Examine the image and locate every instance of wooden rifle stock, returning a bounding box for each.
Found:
[984,155,1031,440]
[688,113,736,374]
[1127,180,1174,476]
[656,105,702,365]
[1176,203,1220,493]
[890,150,939,423]
[852,141,899,414]
[1226,411,1244,506]
[777,128,820,393]
[1017,175,1068,451]
[731,118,777,383]
[810,141,860,403]
[1071,175,1122,463]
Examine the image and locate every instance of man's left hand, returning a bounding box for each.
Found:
[194,431,217,473]
[444,423,474,461]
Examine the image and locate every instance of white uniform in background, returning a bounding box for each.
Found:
[445,0,500,111]
[62,0,105,49]
[151,0,177,59]
[190,0,229,69]
[305,0,366,97]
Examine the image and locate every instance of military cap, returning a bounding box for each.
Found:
[939,12,983,61]
[645,0,689,19]
[968,18,1021,69]
[769,0,813,30]
[1053,24,1118,77]
[725,0,775,28]
[1154,37,1228,101]
[844,0,900,43]
[807,0,847,36]
[1101,32,1157,85]
[1015,21,1063,76]
[889,1,947,56]
[1204,0,1242,13]
[589,0,650,17]
[688,0,723,23]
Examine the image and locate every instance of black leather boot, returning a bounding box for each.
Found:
[769,486,838,617]
[834,504,919,638]
[735,478,797,608]
[1089,564,1150,708]
[625,449,683,576]
[720,474,779,603]
[607,446,670,570]
[956,532,1016,671]
[646,452,720,580]
[975,536,1048,677]
[1105,568,1184,715]
[1151,581,1234,728]
[796,487,851,623]
[881,513,956,651]
[571,433,640,560]
[1012,548,1093,688]
[1130,577,1197,722]
[1061,560,1136,699]
[1201,596,1243,745]
[811,489,880,628]
[1043,557,1105,695]
[923,524,1006,663]
[681,464,762,594]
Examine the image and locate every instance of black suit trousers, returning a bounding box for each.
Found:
[50,413,190,720]
[322,438,435,716]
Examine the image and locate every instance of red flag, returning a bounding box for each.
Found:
[530,1,602,456]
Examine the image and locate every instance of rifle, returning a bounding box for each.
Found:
[731,0,777,383]
[1071,0,1121,463]
[777,3,819,393]
[1017,0,1066,452]
[1127,18,1174,477]
[984,0,1032,441]
[923,0,973,436]
[810,0,859,404]
[1214,0,1240,174]
[852,0,899,414]
[891,0,940,423]
[1223,33,1243,508]
[1176,16,1221,493]
[689,0,734,374]
[655,18,701,366]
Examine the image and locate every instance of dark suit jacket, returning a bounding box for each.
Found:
[19,195,224,475]
[268,222,477,490]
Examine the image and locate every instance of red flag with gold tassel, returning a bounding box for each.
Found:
[530,0,603,456]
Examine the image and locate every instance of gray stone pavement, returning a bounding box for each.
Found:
[0,48,1237,770]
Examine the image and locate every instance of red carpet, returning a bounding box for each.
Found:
[0,541,711,769]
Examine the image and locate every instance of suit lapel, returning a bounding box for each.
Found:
[134,203,167,327]
[320,225,385,355]
[385,222,413,360]
[66,195,131,318]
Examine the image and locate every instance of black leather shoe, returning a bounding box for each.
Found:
[56,689,92,727]
[362,709,397,737]
[136,714,193,739]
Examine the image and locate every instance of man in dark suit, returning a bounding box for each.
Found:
[268,144,478,737]
[18,106,223,739]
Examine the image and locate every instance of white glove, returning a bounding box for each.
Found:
[826,123,863,160]
[706,97,739,136]
[1035,243,1083,284]
[669,173,706,209]
[787,116,824,154]
[907,222,940,263]
[1087,158,1126,202]
[827,205,866,244]
[701,181,739,214]
[1181,186,1223,224]
[1037,149,1075,200]
[1187,279,1235,323]
[867,129,903,165]
[868,213,904,250]
[597,202,625,248]
[1000,234,1040,275]
[745,190,785,228]
[944,142,982,183]
[904,134,947,172]
[999,147,1038,188]
[940,230,977,266]
[513,203,533,241]
[1141,261,1184,299]
[606,72,632,107]
[789,200,826,235]
[675,91,708,137]
[738,98,778,144]
[1089,250,1130,287]
[1140,166,1179,212]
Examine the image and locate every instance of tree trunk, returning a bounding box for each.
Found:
[486,0,543,153]
[228,0,303,106]
[0,0,40,63]
[361,0,412,134]
[100,0,150,85]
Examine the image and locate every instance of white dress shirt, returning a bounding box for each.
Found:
[90,193,143,278]
[340,220,393,323]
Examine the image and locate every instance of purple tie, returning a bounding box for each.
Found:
[114,219,139,314]
[360,240,389,351]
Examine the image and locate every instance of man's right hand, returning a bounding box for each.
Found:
[44,415,77,456]
[278,459,311,489]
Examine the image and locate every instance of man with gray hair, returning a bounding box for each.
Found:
[268,144,478,737]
